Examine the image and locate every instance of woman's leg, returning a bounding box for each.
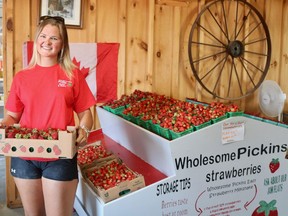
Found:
[41,155,79,216]
[42,177,78,216]
[11,157,46,216]
[13,177,46,216]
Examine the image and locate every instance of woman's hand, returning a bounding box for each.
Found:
[1,111,22,127]
[76,109,93,148]
[76,126,90,148]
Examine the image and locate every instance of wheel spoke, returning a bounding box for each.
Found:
[240,56,265,74]
[192,50,227,64]
[235,9,252,40]
[212,56,228,94]
[207,8,229,41]
[198,55,227,80]
[232,59,244,96]
[234,0,239,40]
[243,50,268,57]
[244,37,267,46]
[242,21,262,42]
[226,58,234,97]
[238,58,257,88]
[197,22,227,47]
[191,40,226,49]
[221,0,230,42]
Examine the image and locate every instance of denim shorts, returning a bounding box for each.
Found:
[10,154,78,181]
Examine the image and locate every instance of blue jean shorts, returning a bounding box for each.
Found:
[10,154,78,181]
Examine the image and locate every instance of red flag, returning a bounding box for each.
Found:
[22,41,34,68]
[22,41,119,103]
[96,43,119,103]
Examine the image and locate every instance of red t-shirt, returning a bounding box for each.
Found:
[5,64,96,160]
[6,64,96,129]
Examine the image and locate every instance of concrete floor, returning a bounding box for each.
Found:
[0,156,80,216]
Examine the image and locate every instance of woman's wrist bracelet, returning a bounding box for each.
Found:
[80,125,90,136]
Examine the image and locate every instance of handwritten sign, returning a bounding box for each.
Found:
[222,121,245,144]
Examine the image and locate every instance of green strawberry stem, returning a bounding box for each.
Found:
[271,158,279,164]
[257,200,277,216]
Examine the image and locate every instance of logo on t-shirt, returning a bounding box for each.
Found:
[58,80,72,88]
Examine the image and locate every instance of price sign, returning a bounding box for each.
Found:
[222,121,245,144]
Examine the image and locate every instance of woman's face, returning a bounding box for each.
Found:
[36,24,63,63]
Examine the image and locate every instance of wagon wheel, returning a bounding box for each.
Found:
[188,0,271,100]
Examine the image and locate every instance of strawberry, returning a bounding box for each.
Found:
[51,131,58,140]
[40,131,49,139]
[6,131,16,138]
[38,135,45,140]
[252,200,278,216]
[20,145,27,152]
[47,128,59,140]
[31,133,39,139]
[1,143,11,153]
[37,146,44,153]
[55,149,61,155]
[269,158,280,173]
[53,145,61,155]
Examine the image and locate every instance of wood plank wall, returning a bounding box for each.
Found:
[3,0,288,123]
[2,0,288,208]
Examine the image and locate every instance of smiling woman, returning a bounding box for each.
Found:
[0,8,95,216]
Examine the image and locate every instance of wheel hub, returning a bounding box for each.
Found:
[227,40,244,58]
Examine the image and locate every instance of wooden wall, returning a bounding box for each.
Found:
[3,0,288,122]
[2,0,288,208]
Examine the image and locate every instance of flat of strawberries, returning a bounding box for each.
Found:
[77,142,114,168]
[85,159,137,190]
[1,125,62,140]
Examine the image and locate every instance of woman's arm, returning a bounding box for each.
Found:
[0,111,22,126]
[76,108,93,147]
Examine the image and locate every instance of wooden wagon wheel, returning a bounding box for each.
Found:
[188,0,271,100]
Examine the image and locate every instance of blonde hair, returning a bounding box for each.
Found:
[28,18,76,79]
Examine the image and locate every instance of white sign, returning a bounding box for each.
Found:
[222,121,245,144]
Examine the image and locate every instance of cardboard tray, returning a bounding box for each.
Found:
[83,158,145,203]
[0,126,77,159]
[77,141,116,170]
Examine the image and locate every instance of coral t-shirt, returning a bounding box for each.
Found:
[6,64,96,129]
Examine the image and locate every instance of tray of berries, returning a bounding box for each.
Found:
[83,158,145,203]
[0,125,76,159]
[77,140,116,170]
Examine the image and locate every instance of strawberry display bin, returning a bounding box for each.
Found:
[74,107,288,216]
[0,126,76,159]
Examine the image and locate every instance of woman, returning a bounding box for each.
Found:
[1,16,96,216]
